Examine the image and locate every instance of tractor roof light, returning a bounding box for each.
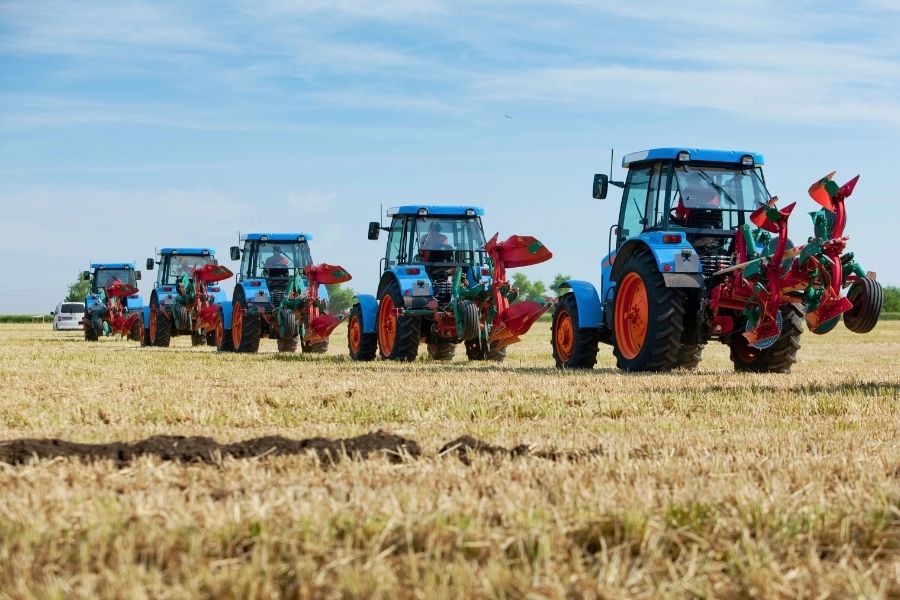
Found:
[260,235,268,241]
[676,151,691,162]
[465,208,476,216]
[741,154,754,166]
[417,208,428,215]
[202,250,210,256]
[297,235,306,242]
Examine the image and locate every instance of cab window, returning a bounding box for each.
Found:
[385,218,406,267]
[619,166,651,244]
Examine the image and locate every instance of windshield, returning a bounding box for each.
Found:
[61,303,83,313]
[674,166,769,211]
[163,254,216,284]
[249,241,312,278]
[671,166,770,230]
[411,217,487,264]
[93,268,135,292]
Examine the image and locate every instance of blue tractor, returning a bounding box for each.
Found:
[552,148,798,372]
[142,248,232,347]
[348,206,552,362]
[218,233,351,353]
[81,262,144,342]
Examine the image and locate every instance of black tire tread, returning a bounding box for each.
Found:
[730,305,803,373]
[612,252,685,372]
[427,342,456,361]
[378,280,420,361]
[843,278,882,334]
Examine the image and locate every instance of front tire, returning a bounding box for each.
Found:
[232,289,261,353]
[377,280,420,361]
[729,305,803,373]
[84,313,99,342]
[149,294,171,347]
[215,306,235,352]
[347,304,377,361]
[675,344,704,370]
[611,251,684,372]
[552,293,600,369]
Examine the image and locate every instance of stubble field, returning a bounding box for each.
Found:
[0,321,898,599]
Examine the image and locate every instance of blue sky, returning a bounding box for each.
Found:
[1,0,898,312]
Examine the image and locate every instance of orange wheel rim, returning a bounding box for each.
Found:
[149,308,157,341]
[232,306,243,348]
[348,315,361,353]
[378,295,396,356]
[614,273,649,359]
[555,309,575,362]
[215,313,224,347]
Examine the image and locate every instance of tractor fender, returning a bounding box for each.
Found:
[238,279,271,305]
[610,234,701,284]
[557,280,603,329]
[378,267,433,302]
[354,294,378,334]
[125,295,144,311]
[142,306,150,329]
[218,299,233,329]
[207,285,230,305]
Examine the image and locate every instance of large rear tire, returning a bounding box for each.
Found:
[843,278,882,334]
[377,280,420,361]
[611,251,684,372]
[675,344,704,370]
[347,304,377,361]
[729,305,803,373]
[552,293,600,369]
[232,289,261,353]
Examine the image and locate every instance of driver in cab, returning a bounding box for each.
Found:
[263,246,290,272]
[419,221,449,262]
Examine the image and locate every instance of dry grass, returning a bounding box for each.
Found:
[0,321,898,599]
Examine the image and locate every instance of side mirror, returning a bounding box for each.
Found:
[135,271,142,281]
[230,246,241,261]
[82,271,90,281]
[368,221,381,240]
[593,174,609,200]
[145,258,154,270]
[50,311,56,316]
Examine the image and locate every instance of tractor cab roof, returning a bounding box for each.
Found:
[159,247,215,256]
[622,148,765,168]
[242,233,313,242]
[387,205,485,217]
[90,262,135,270]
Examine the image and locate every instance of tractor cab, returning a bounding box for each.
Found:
[231,233,315,307]
[147,248,217,289]
[594,148,769,280]
[369,206,490,304]
[83,263,140,295]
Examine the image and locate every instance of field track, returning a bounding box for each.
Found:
[0,321,898,598]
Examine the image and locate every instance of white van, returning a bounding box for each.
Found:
[52,302,85,330]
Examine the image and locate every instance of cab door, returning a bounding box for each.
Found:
[617,165,652,247]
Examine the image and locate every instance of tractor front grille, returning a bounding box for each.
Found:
[699,253,732,278]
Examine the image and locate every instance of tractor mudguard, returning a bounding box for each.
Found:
[218,299,233,329]
[354,294,378,334]
[610,234,700,282]
[389,266,433,300]
[142,306,151,330]
[558,280,603,329]
[239,279,271,304]
[125,295,144,311]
